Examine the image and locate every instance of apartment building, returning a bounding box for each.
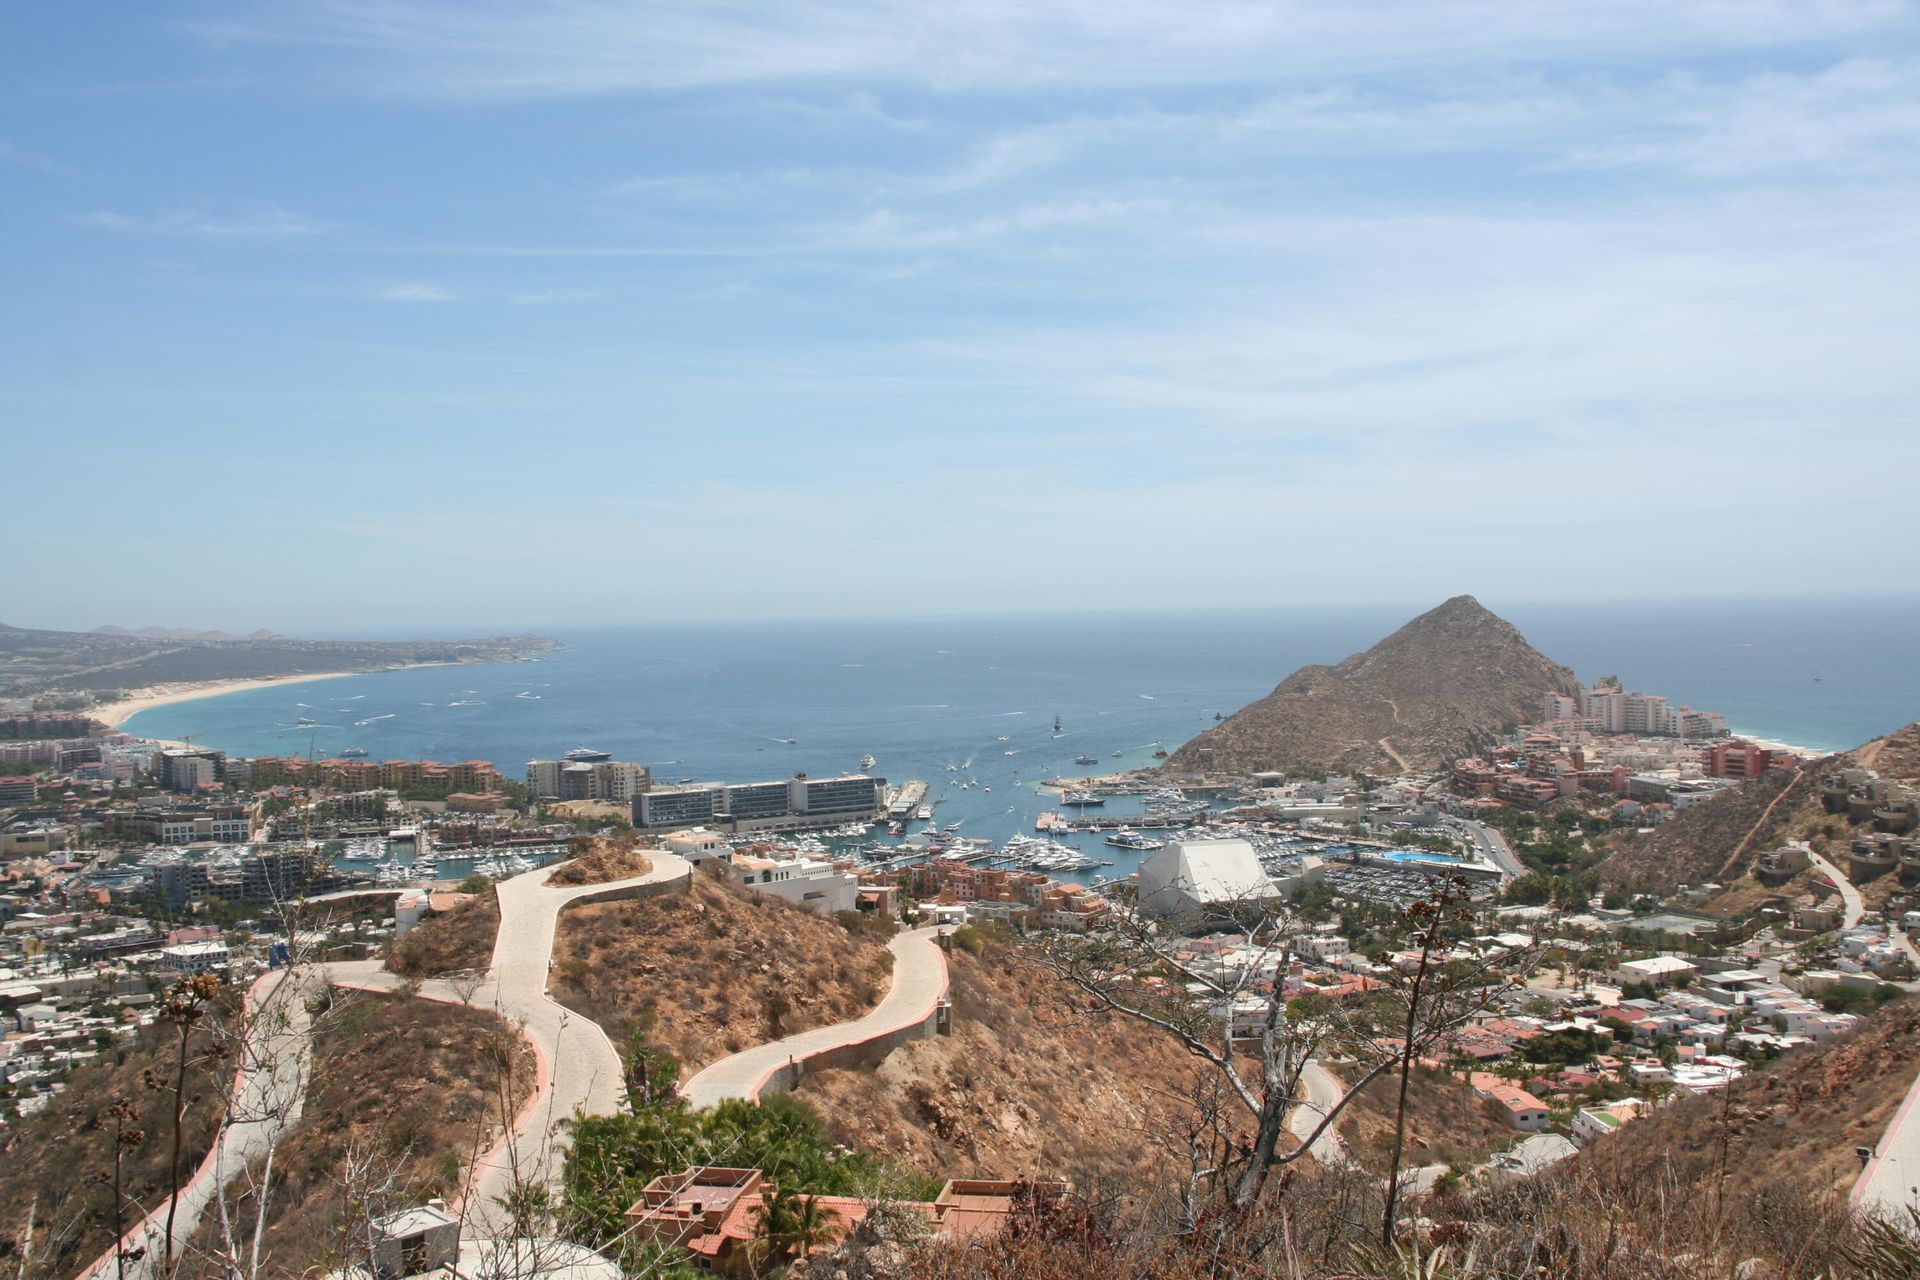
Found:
[526,758,650,802]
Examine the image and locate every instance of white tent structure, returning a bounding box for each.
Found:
[1137,838,1277,923]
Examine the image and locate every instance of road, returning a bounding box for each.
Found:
[681,927,949,1109]
[1806,850,1865,929]
[1287,1059,1350,1165]
[1855,1061,1920,1221]
[76,970,316,1280]
[1454,818,1524,882]
[79,854,693,1277]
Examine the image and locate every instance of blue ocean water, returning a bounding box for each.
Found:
[122,599,1920,868]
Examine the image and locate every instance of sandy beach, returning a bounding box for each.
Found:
[92,672,359,730]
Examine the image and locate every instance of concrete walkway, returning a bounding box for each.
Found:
[1856,1058,1920,1220]
[78,854,694,1279]
[76,969,317,1280]
[681,927,949,1109]
[1807,850,1866,929]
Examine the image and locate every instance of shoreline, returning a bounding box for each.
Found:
[95,672,363,730]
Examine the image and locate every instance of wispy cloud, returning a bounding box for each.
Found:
[376,282,457,301]
[198,0,1905,99]
[510,288,597,304]
[75,202,332,239]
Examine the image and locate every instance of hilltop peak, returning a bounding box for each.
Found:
[1168,597,1578,775]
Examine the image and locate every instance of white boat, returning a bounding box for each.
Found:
[1107,829,1166,852]
[860,754,876,771]
[1061,790,1105,807]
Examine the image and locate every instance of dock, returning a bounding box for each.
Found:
[1057,813,1207,832]
[886,779,929,820]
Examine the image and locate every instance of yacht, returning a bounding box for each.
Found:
[296,716,317,727]
[1074,754,1098,766]
[1107,829,1165,852]
[564,746,613,762]
[860,753,877,771]
[339,746,369,758]
[1061,790,1105,807]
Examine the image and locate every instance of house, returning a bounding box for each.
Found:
[1486,1132,1578,1183]
[1612,955,1697,989]
[1136,839,1276,924]
[723,853,858,915]
[1573,1098,1648,1146]
[1485,1084,1550,1132]
[624,1168,1064,1277]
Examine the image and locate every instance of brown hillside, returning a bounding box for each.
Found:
[1167,596,1579,776]
[793,940,1203,1187]
[1596,721,1920,895]
[386,887,499,978]
[0,998,232,1280]
[1581,996,1920,1204]
[1328,1063,1514,1174]
[549,873,892,1071]
[196,991,532,1277]
[545,836,653,887]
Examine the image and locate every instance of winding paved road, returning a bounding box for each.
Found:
[681,927,949,1109]
[1287,1060,1351,1165]
[1806,850,1865,930]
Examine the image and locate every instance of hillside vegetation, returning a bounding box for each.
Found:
[385,887,499,978]
[0,992,232,1280]
[196,991,532,1277]
[549,873,892,1071]
[795,938,1203,1186]
[1168,596,1580,776]
[1581,995,1920,1203]
[1597,721,1920,896]
[1329,1063,1514,1175]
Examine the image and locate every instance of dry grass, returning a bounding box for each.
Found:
[795,938,1204,1187]
[1582,995,1920,1203]
[1329,1063,1515,1174]
[545,836,653,887]
[385,888,499,978]
[194,991,533,1278]
[0,997,234,1280]
[548,872,892,1071]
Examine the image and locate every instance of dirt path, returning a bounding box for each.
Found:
[1714,770,1809,881]
[1376,737,1411,773]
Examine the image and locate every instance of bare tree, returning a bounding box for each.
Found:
[1038,869,1544,1236]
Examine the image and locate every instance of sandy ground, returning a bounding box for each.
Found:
[91,672,358,729]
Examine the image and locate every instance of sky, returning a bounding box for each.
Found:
[4,2,1920,632]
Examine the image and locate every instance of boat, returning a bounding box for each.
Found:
[339,746,369,758]
[296,716,317,726]
[860,754,876,771]
[1061,790,1105,807]
[1053,714,1063,734]
[564,746,612,762]
[1107,829,1166,852]
[1074,755,1098,766]
[783,738,797,744]
[1112,751,1124,758]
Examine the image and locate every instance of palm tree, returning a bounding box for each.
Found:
[754,1183,834,1266]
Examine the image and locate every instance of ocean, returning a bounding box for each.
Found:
[121,598,1920,879]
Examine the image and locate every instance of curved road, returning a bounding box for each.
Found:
[1806,850,1865,930]
[330,853,695,1226]
[681,927,949,1109]
[1287,1059,1351,1165]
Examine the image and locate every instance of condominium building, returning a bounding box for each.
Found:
[154,748,226,792]
[526,758,651,802]
[631,773,886,831]
[1542,683,1727,739]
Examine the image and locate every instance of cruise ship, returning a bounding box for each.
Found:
[564,746,613,762]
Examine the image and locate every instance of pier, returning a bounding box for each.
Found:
[886,779,929,819]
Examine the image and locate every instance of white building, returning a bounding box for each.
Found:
[663,828,731,864]
[725,853,858,915]
[1137,839,1277,924]
[1613,955,1698,988]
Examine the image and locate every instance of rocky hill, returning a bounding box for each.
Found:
[1596,721,1920,895]
[794,937,1202,1186]
[1167,595,1580,776]
[548,873,894,1072]
[1581,996,1920,1204]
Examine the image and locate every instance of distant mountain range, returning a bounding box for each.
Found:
[0,622,561,696]
[1167,595,1581,776]
[91,625,282,642]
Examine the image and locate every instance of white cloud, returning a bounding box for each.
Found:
[376,282,457,301]
[510,288,598,304]
[75,202,332,239]
[198,0,1906,99]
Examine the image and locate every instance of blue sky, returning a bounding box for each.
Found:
[5,2,1919,631]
